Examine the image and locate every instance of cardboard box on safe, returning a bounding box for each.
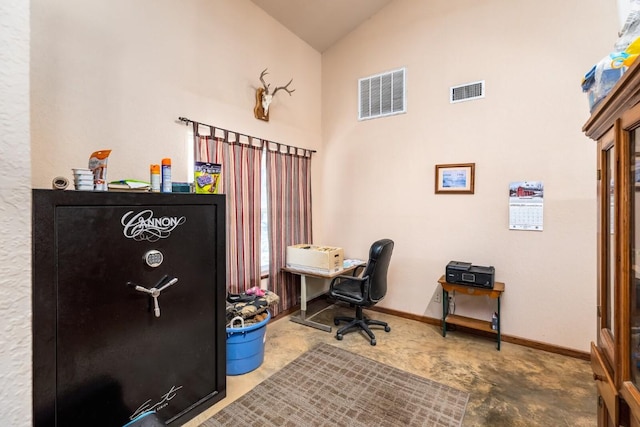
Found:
[286,244,345,274]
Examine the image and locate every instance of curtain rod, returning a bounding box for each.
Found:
[177,116,316,154]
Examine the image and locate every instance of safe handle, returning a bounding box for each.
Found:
[128,276,179,318]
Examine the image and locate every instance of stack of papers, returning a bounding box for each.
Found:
[343,259,365,268]
[108,179,150,192]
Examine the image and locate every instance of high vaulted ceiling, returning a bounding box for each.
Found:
[250,0,394,52]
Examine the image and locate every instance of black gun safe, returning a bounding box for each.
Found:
[32,190,226,426]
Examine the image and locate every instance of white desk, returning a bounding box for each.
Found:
[283,263,365,332]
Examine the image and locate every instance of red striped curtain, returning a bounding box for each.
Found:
[266,144,313,316]
[199,133,263,294]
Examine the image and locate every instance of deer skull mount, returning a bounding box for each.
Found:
[254,68,295,121]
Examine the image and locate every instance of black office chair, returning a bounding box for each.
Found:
[329,239,394,346]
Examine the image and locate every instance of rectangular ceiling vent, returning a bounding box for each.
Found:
[450,80,485,104]
[359,68,406,121]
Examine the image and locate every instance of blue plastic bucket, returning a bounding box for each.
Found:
[226,311,270,376]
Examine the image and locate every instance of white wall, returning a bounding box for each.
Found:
[0,0,31,425]
[321,0,619,351]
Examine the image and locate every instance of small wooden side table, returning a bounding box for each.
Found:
[437,275,505,350]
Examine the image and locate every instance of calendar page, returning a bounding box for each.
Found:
[509,181,544,231]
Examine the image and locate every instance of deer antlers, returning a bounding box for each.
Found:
[255,68,295,121]
[259,68,295,97]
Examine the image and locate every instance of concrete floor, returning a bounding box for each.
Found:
[185,300,596,427]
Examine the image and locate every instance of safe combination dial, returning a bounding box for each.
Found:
[143,250,163,268]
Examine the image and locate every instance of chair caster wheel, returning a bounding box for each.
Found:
[370,339,376,346]
[384,325,391,332]
[334,319,340,326]
[336,334,343,341]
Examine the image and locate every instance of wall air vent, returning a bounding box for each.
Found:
[359,68,406,120]
[450,80,485,103]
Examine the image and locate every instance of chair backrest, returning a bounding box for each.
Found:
[361,239,394,302]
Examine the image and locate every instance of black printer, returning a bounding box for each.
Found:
[445,261,495,289]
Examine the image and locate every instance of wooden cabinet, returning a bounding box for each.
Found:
[32,190,227,426]
[438,275,504,350]
[584,59,640,426]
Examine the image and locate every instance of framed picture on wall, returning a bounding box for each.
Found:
[435,163,475,194]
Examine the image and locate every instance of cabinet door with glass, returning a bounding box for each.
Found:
[584,60,640,427]
[622,122,640,427]
[592,126,618,427]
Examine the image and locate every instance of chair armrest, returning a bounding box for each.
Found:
[351,264,366,277]
[330,265,365,288]
[329,274,372,303]
[329,274,366,288]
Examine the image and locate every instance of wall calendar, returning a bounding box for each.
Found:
[509,181,544,231]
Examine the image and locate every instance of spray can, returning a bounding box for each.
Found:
[150,164,160,192]
[161,158,172,193]
[491,312,498,330]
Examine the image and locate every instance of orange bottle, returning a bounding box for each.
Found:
[150,164,160,192]
[161,158,172,193]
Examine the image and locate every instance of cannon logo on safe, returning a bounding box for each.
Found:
[121,210,187,242]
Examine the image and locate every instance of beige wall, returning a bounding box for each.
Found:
[30,0,321,187]
[321,0,619,351]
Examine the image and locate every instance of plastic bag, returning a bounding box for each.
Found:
[582,56,623,112]
[615,0,640,51]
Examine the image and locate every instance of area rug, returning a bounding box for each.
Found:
[200,343,469,427]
